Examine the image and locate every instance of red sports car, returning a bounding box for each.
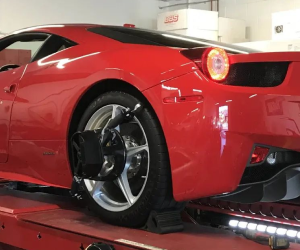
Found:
[0,24,299,227]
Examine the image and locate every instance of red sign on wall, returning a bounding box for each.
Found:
[164,14,179,24]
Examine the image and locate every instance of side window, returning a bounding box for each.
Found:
[31,35,76,62]
[0,34,48,69]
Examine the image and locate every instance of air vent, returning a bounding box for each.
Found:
[223,62,289,87]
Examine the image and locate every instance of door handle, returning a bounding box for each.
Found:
[4,84,16,93]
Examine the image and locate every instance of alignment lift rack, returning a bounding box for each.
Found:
[0,186,299,250]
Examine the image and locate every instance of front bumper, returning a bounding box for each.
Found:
[143,62,300,202]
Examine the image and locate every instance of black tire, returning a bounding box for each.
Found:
[76,91,184,227]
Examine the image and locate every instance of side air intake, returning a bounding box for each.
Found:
[223,62,290,87]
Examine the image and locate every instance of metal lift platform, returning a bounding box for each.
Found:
[0,188,299,250]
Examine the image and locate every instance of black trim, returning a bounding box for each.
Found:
[0,31,78,67]
[30,35,52,62]
[31,34,77,62]
[223,62,290,87]
[87,26,258,53]
[214,144,300,203]
[241,163,300,187]
[215,164,300,203]
[241,144,300,184]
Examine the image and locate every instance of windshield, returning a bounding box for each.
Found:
[88,26,259,54]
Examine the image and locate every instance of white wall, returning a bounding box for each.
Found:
[160,0,300,42]
[159,0,218,12]
[3,0,300,42]
[0,0,4,36]
[219,17,246,43]
[0,0,159,34]
[219,0,300,41]
[236,39,300,52]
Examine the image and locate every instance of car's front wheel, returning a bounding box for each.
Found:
[76,91,182,227]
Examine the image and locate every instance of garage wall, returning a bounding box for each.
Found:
[160,0,300,42]
[2,0,300,42]
[219,0,300,42]
[0,0,4,37]
[159,0,218,11]
[0,0,159,34]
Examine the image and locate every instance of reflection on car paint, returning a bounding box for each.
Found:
[37,52,101,69]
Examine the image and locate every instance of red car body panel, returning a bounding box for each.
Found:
[0,24,300,201]
[0,25,195,188]
[144,61,300,201]
[0,66,24,163]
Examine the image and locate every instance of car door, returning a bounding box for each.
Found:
[0,33,48,162]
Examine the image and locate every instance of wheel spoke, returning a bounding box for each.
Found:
[117,169,135,205]
[83,104,150,212]
[126,144,148,159]
[91,181,105,198]
[116,144,148,205]
[94,119,103,130]
[103,105,121,132]
[111,105,121,118]
[98,105,122,133]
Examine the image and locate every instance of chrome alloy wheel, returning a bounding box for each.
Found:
[84,104,149,212]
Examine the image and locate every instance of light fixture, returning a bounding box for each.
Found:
[287,230,297,237]
[257,225,267,232]
[276,228,287,235]
[250,146,269,164]
[238,221,248,229]
[228,218,300,239]
[229,220,239,227]
[267,153,277,165]
[202,48,230,82]
[247,223,257,230]
[267,226,277,234]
